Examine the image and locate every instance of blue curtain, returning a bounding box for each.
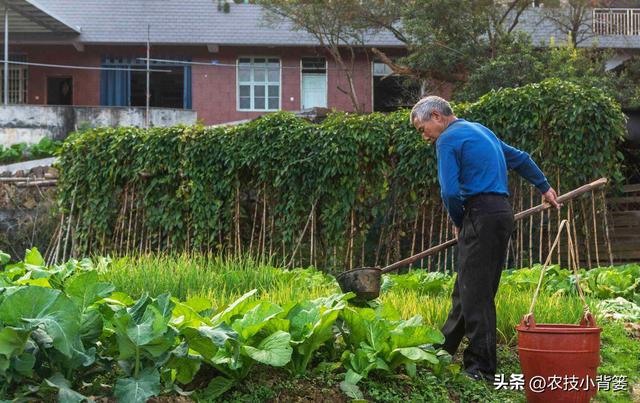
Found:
[183,66,192,109]
[100,65,130,106]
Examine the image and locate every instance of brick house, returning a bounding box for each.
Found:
[1,1,639,126]
[1,0,406,125]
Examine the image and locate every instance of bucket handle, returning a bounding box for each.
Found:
[523,218,595,328]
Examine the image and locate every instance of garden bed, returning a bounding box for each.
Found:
[0,250,638,402]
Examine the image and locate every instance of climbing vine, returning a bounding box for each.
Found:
[54,79,626,271]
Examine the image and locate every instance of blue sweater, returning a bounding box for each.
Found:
[436,118,550,228]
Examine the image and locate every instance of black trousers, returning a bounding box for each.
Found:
[439,194,514,376]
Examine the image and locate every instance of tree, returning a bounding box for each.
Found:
[258,0,372,113]
[349,0,533,95]
[540,0,612,47]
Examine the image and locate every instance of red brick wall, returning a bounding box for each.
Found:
[13,44,398,125]
[13,44,101,106]
[191,46,380,124]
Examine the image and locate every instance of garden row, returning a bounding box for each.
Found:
[1,248,639,401]
[0,249,448,402]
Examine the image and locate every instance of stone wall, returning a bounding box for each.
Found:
[0,165,59,259]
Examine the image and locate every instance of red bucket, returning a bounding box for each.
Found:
[516,313,602,403]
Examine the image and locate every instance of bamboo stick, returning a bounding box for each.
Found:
[591,190,600,266]
[126,185,134,255]
[539,204,544,264]
[62,184,78,263]
[519,182,524,268]
[580,199,592,269]
[348,207,355,270]
[235,185,241,256]
[556,173,561,266]
[410,208,419,270]
[268,214,274,258]
[53,212,65,265]
[380,178,609,274]
[569,201,580,267]
[249,197,259,256]
[547,209,551,265]
[599,190,614,266]
[132,193,139,256]
[261,185,267,260]
[437,207,445,272]
[529,187,533,267]
[505,237,512,270]
[427,204,435,270]
[444,218,450,273]
[287,202,316,269]
[420,204,426,269]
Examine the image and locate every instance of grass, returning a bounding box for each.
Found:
[100,253,639,402]
[101,253,337,307]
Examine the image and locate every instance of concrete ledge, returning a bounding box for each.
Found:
[0,105,198,147]
[0,157,58,174]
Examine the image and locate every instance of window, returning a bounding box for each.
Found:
[372,61,419,112]
[0,55,28,104]
[100,57,192,109]
[301,57,326,73]
[237,57,280,111]
[301,57,327,109]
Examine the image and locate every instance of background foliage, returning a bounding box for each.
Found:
[55,79,626,271]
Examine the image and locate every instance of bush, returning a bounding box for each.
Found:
[56,79,626,268]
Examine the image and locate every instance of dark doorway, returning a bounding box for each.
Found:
[47,77,73,105]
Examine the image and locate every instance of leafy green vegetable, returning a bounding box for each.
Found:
[114,367,161,403]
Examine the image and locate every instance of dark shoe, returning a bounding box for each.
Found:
[463,369,493,383]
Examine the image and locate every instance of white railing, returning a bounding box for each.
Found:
[593,8,640,36]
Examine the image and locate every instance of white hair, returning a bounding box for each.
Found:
[410,96,453,123]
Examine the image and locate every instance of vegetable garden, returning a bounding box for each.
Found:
[1,79,639,402]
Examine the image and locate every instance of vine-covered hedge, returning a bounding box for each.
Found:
[55,79,626,270]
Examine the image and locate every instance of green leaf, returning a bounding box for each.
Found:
[0,287,82,358]
[364,319,390,354]
[165,343,201,385]
[126,305,168,346]
[344,369,363,385]
[202,376,235,400]
[339,381,364,399]
[242,330,292,367]
[79,306,103,343]
[183,296,212,313]
[211,289,258,326]
[0,327,29,358]
[44,373,88,403]
[114,367,161,403]
[12,352,36,377]
[232,301,283,340]
[171,300,207,329]
[24,247,44,267]
[182,323,238,360]
[390,320,444,349]
[339,307,375,348]
[0,251,10,266]
[64,270,115,311]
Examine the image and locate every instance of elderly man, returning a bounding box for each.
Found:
[411,96,560,381]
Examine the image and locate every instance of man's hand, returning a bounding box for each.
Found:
[453,226,460,239]
[543,187,562,209]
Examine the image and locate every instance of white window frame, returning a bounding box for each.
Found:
[236,56,281,112]
[299,57,328,110]
[0,55,28,104]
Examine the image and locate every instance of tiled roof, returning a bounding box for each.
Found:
[33,0,404,47]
